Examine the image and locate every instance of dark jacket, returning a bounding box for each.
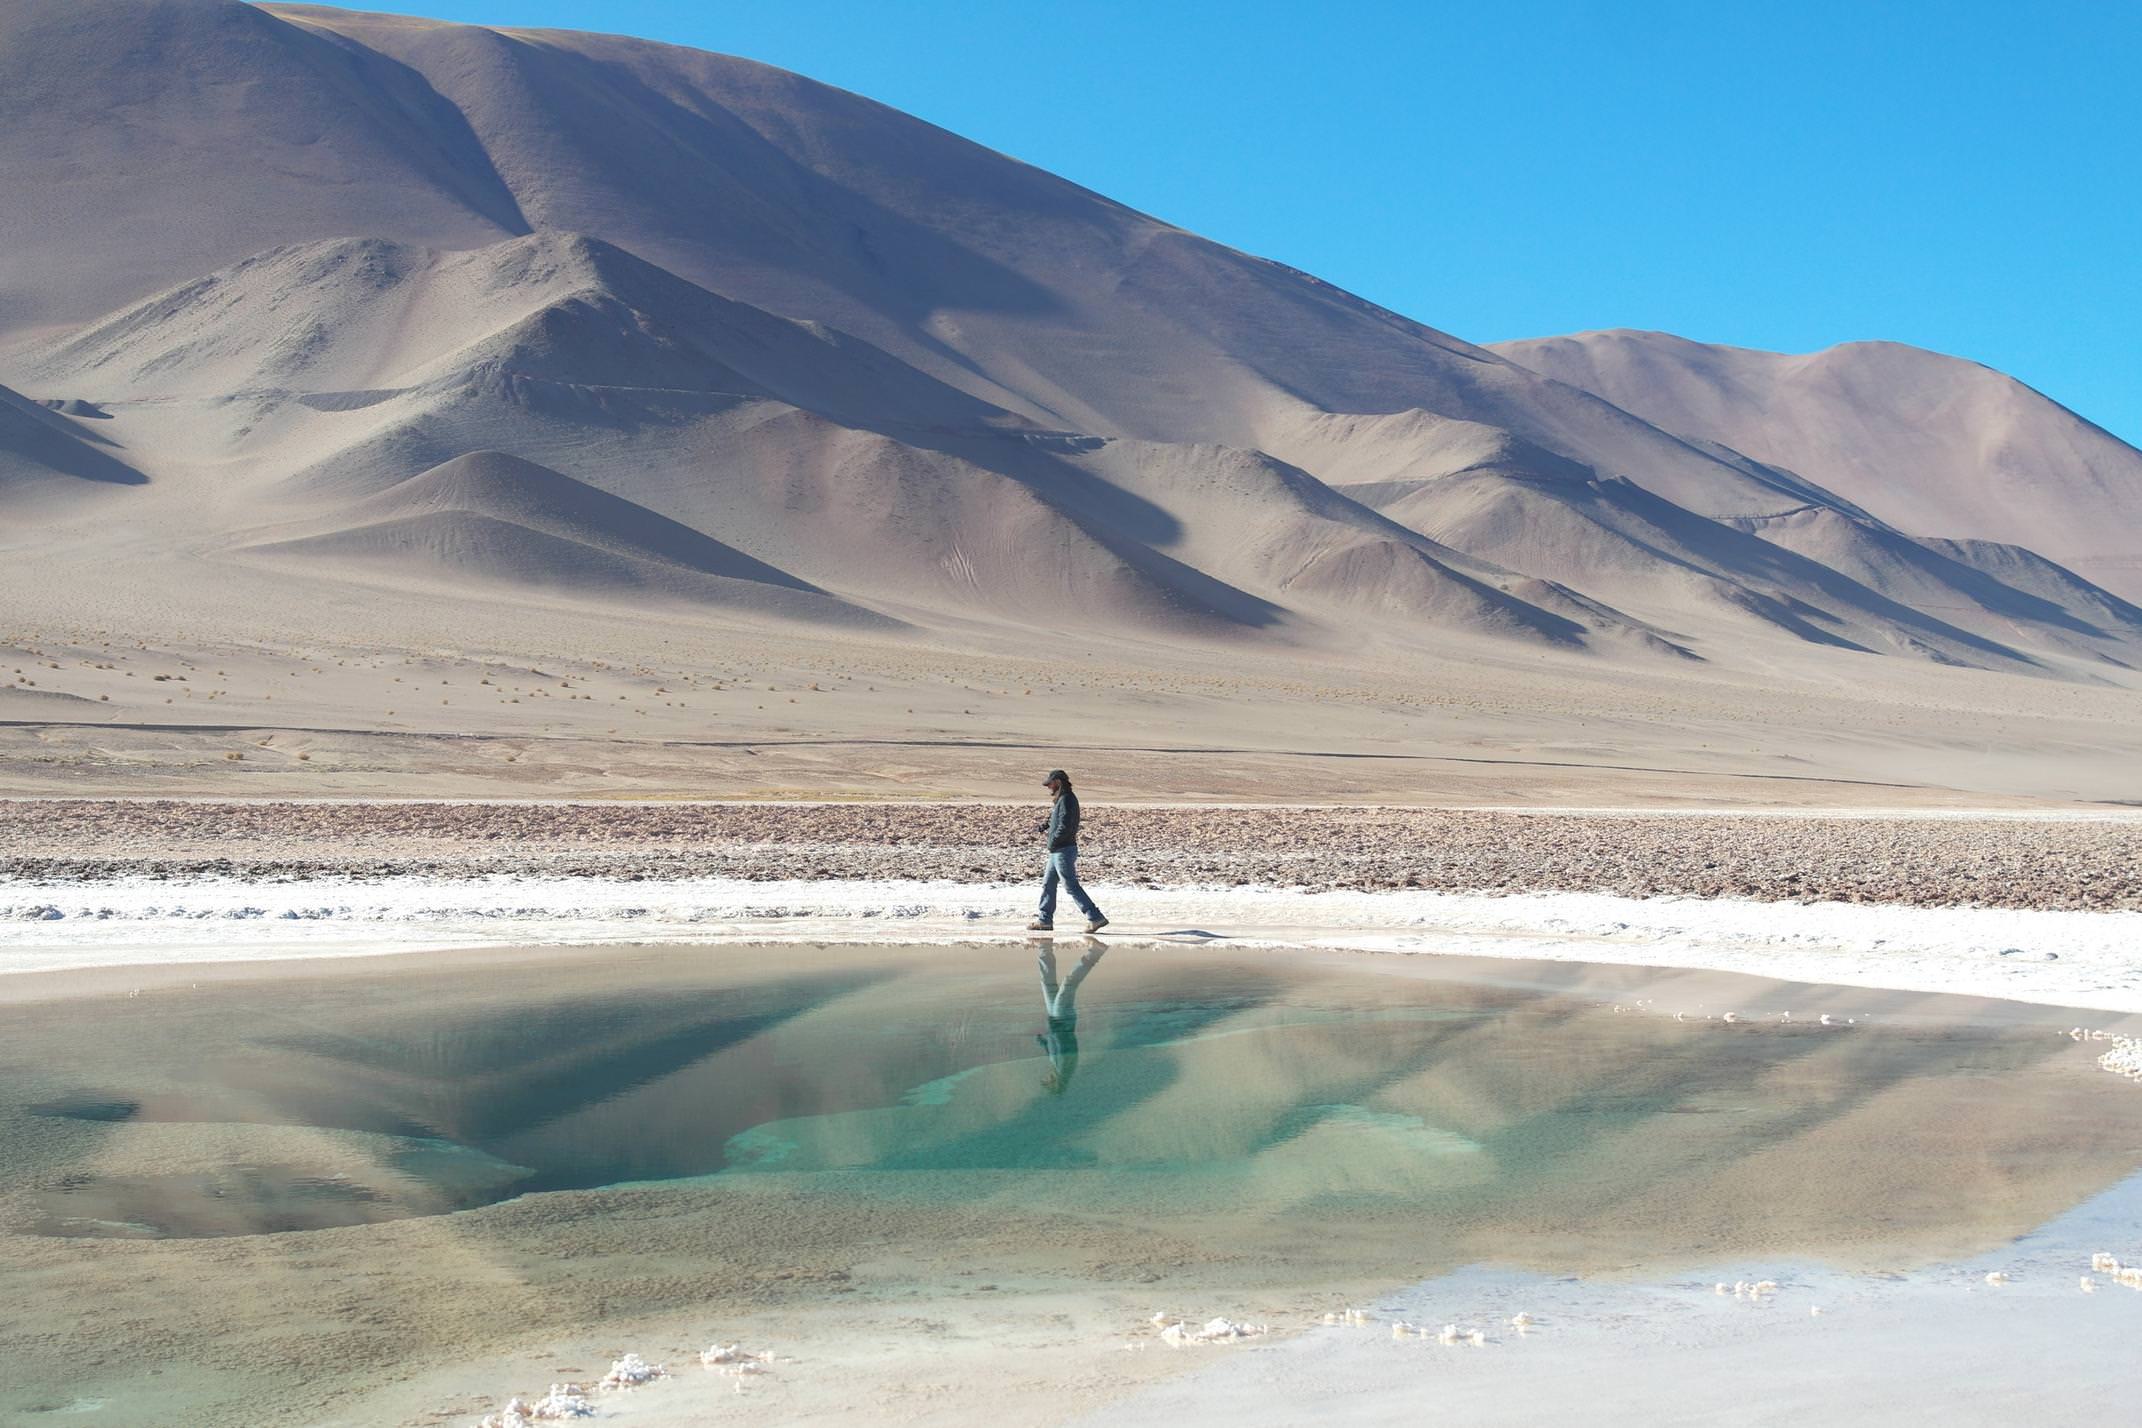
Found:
[1043,789,1081,852]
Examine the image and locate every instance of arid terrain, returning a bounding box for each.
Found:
[2,1,2141,817]
[6,799,2140,912]
[4,611,2141,807]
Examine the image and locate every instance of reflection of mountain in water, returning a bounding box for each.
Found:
[13,947,2142,1269]
[24,965,901,1235]
[249,973,871,1190]
[15,955,1296,1237]
[715,979,2142,1272]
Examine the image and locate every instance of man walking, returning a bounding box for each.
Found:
[1029,769,1108,933]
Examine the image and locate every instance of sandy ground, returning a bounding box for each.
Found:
[7,800,2141,909]
[10,798,2142,1010]
[5,591,2142,814]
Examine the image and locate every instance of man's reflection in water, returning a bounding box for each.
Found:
[1037,941,1106,1097]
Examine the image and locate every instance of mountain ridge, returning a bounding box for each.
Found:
[0,0,2136,724]
[1491,328,2142,600]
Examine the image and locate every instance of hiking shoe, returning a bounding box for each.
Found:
[1084,915,1110,933]
[1026,920,1053,931]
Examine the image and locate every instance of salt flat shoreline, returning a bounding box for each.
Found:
[8,800,2139,1013]
[5,876,2140,1015]
[6,800,2141,910]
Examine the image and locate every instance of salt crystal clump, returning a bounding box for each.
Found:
[599,1353,666,1389]
[2096,1036,2142,1083]
[1154,1315,1268,1347]
[529,1387,593,1420]
[476,1384,593,1427]
[1196,1317,1263,1342]
[701,1343,775,1376]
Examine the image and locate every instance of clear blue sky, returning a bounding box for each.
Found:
[337,0,2140,442]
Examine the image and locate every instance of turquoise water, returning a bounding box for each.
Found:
[8,941,2134,1253]
[16,945,1493,1234]
[6,941,2142,1428]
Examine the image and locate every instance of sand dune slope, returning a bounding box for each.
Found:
[253,389,1292,638]
[567,406,1292,637]
[0,383,145,500]
[239,449,892,624]
[28,232,1014,435]
[1042,437,1686,654]
[1922,538,2142,637]
[1334,442,2132,674]
[1726,506,2142,663]
[1493,330,2142,600]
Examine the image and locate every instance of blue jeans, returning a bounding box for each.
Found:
[1038,846,1100,923]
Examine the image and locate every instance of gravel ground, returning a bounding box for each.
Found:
[3,801,2138,911]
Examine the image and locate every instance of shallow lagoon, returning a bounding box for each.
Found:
[2,940,2139,1423]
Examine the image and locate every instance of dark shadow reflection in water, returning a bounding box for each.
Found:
[1036,940,1106,1097]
